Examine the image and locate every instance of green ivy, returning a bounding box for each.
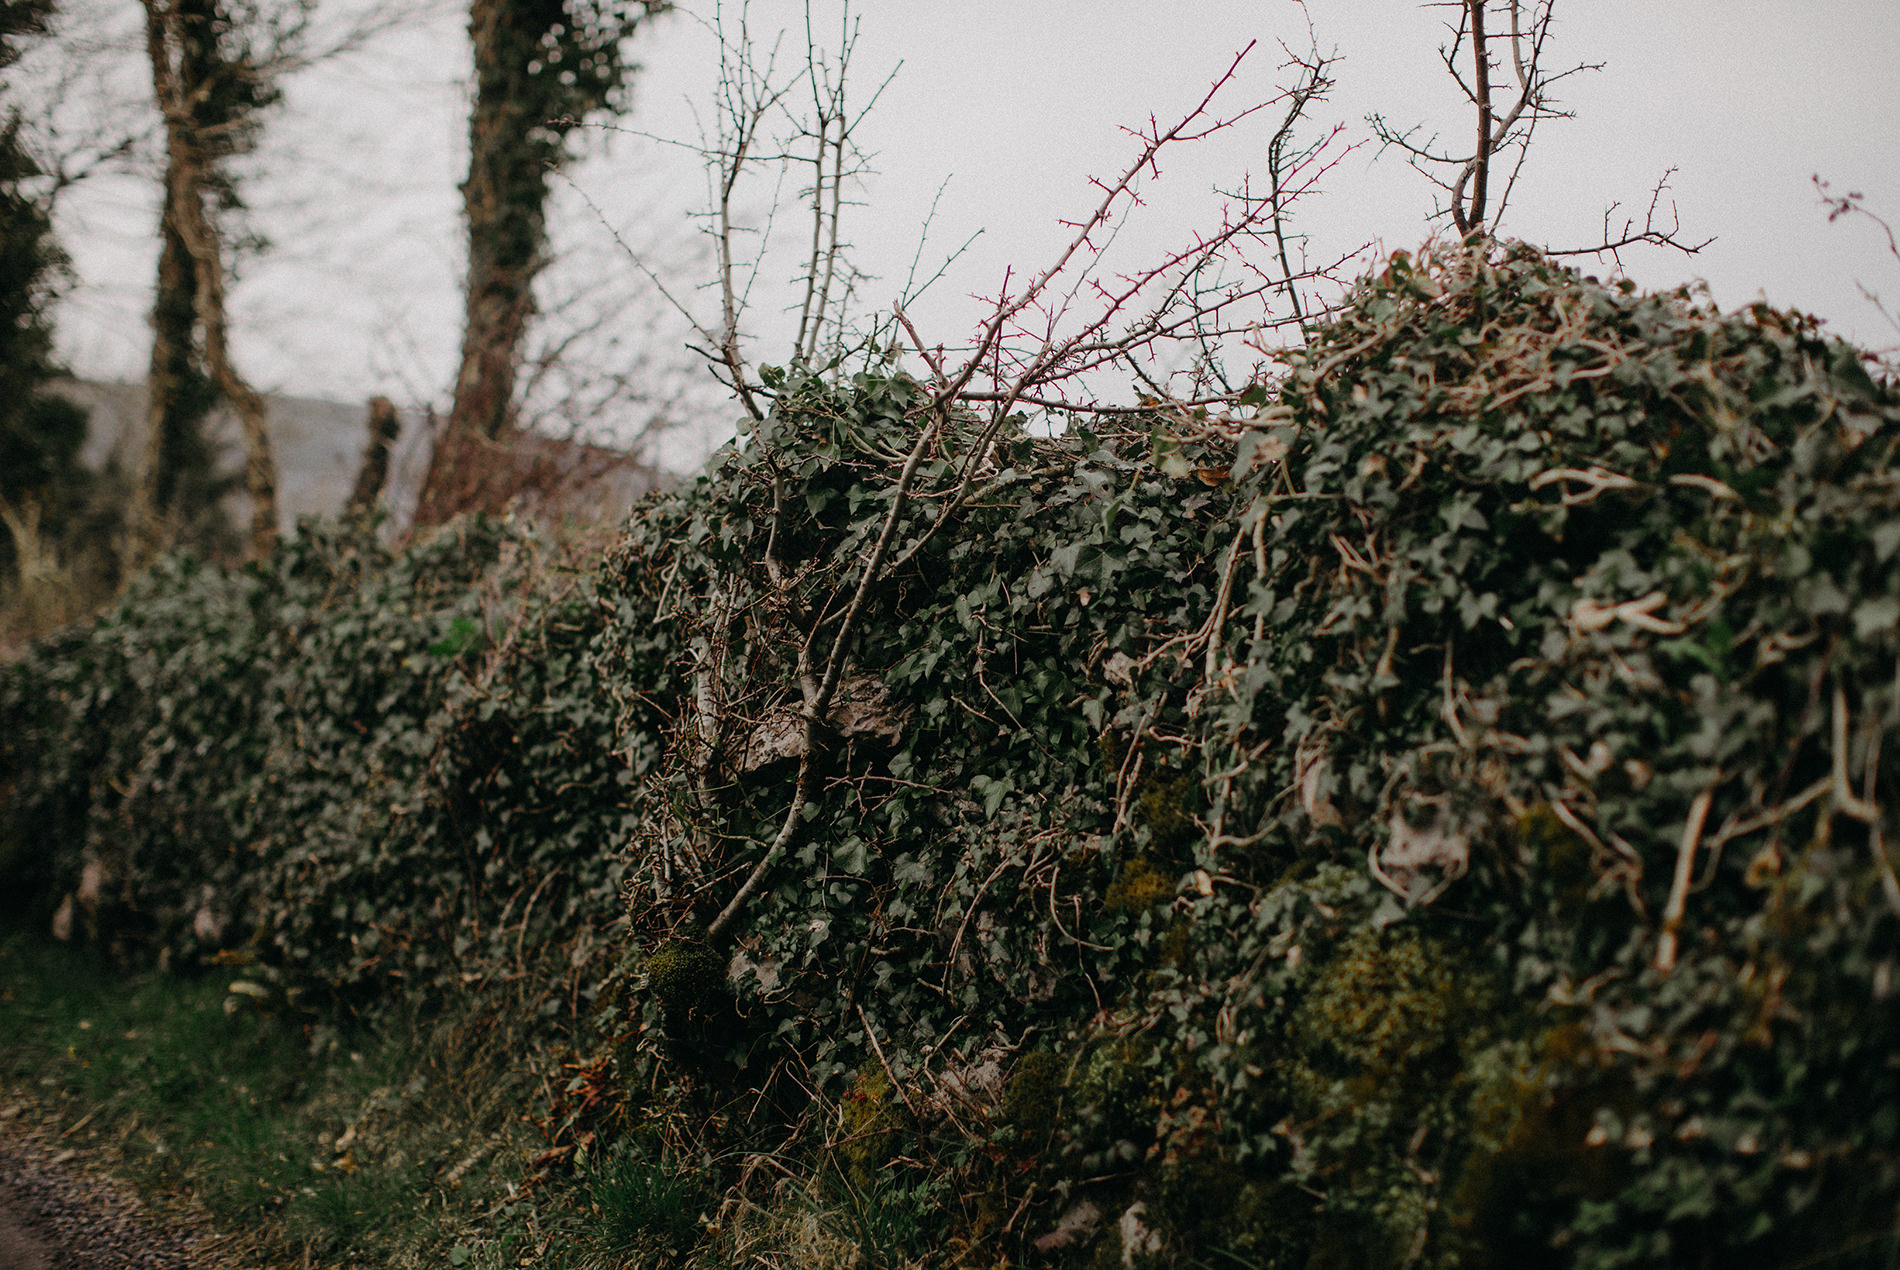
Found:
[12,241,1900,1267]
[594,245,1900,1266]
[0,513,634,1027]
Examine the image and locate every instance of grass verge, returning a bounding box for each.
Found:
[0,933,541,1267]
[0,933,943,1269]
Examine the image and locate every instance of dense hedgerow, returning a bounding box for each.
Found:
[1164,243,1900,1268]
[0,513,634,1019]
[9,242,1900,1268]
[593,243,1900,1268]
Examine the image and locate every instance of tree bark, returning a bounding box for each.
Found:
[412,0,540,526]
[130,216,197,560]
[413,0,663,527]
[141,0,278,558]
[346,395,400,516]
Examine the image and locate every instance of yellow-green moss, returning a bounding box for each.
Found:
[1135,770,1201,847]
[1001,1050,1066,1151]
[1294,924,1472,1077]
[1072,1037,1162,1143]
[1518,803,1596,898]
[644,936,726,1017]
[1262,920,1516,1267]
[1516,803,1642,954]
[1441,1028,1641,1266]
[1098,730,1204,848]
[1105,857,1176,913]
[1155,918,1193,966]
[838,1066,905,1188]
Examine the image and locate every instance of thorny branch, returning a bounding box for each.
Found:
[699,38,1352,940]
[1262,16,1341,334]
[1817,177,1900,345]
[1545,168,1711,264]
[888,41,1356,574]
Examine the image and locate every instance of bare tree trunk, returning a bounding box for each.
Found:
[415,252,531,523]
[412,0,538,526]
[347,395,401,516]
[164,141,277,557]
[414,0,662,527]
[141,0,278,558]
[129,218,195,561]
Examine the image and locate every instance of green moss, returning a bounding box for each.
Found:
[1098,729,1128,772]
[644,935,726,1019]
[1105,856,1175,913]
[1099,730,1204,849]
[1515,804,1641,958]
[1154,918,1193,967]
[1517,804,1589,881]
[1134,770,1201,848]
[1294,924,1471,1078]
[1001,1050,1065,1151]
[1072,1037,1162,1147]
[1248,920,1523,1267]
[1436,1013,1674,1269]
[838,1065,905,1188]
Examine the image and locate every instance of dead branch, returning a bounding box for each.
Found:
[1656,778,1718,974]
[1263,12,1342,333]
[1816,177,1900,344]
[1545,168,1713,263]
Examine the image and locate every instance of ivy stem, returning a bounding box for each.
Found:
[705,399,948,941]
[1655,779,1717,974]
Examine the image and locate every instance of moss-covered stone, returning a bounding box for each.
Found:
[644,934,726,1020]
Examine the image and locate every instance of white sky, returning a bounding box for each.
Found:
[32,0,1900,468]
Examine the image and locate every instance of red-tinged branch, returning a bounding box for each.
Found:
[707,37,1352,941]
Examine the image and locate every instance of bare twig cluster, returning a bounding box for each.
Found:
[1370,0,1586,238]
[621,0,896,422]
[1817,176,1900,347]
[670,28,1355,942]
[1372,0,1707,261]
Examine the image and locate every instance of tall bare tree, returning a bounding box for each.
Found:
[135,0,305,560]
[413,0,669,526]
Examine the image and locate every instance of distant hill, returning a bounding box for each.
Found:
[53,380,664,532]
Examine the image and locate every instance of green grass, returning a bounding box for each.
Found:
[0,933,933,1270]
[581,1144,712,1265]
[0,933,540,1267]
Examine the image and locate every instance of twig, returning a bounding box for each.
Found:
[943,850,1025,984]
[1656,779,1718,974]
[857,1004,921,1120]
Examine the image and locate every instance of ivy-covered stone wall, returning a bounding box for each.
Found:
[8,243,1900,1267]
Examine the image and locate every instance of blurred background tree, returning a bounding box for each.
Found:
[133,0,311,561]
[0,0,111,632]
[414,0,670,525]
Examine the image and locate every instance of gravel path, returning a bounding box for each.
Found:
[0,1133,204,1270]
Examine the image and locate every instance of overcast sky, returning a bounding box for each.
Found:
[34,0,1900,466]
